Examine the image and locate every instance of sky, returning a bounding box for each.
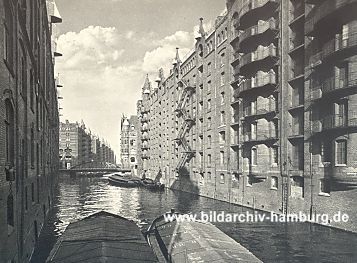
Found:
[54,0,226,159]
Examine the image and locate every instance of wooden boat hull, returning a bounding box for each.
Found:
[46,211,158,262]
[108,177,138,187]
[145,212,262,263]
[107,172,142,188]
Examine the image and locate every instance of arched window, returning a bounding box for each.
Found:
[31,124,35,167]
[220,173,225,183]
[5,99,15,170]
[20,48,27,96]
[232,12,239,37]
[130,157,136,163]
[7,194,14,227]
[198,44,203,57]
[251,147,258,166]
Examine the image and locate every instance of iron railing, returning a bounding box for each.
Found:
[242,131,277,143]
[305,0,357,34]
[240,0,279,21]
[322,31,357,60]
[241,70,277,92]
[240,18,277,43]
[313,75,357,95]
[244,102,276,117]
[240,44,277,68]
[322,115,357,129]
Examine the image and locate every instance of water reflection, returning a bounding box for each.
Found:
[31,175,357,263]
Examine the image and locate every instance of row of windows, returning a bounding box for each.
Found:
[6,95,49,174]
[61,126,75,131]
[194,170,332,197]
[205,27,228,53]
[193,146,278,167]
[217,27,228,45]
[319,139,347,165]
[248,147,279,166]
[8,176,47,224]
[181,57,196,75]
[142,123,348,168]
[181,42,226,75]
[244,139,348,168]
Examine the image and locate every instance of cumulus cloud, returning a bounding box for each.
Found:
[125,30,135,39]
[56,26,199,155]
[141,21,215,77]
[57,26,124,70]
[156,30,191,46]
[142,30,192,75]
[56,25,142,156]
[193,20,214,38]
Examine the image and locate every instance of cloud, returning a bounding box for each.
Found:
[142,30,192,75]
[56,26,142,157]
[193,20,214,38]
[220,7,227,16]
[56,26,199,156]
[156,30,192,46]
[57,26,124,70]
[140,22,216,76]
[125,30,135,39]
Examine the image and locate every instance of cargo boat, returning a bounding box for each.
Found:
[46,211,158,262]
[107,172,141,187]
[140,178,165,191]
[145,210,262,262]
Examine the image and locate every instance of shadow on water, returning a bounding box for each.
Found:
[31,175,357,263]
[169,166,200,213]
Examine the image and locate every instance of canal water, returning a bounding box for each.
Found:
[31,175,357,263]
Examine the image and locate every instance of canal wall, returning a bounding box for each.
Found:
[167,173,357,233]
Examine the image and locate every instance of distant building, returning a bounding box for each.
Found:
[136,0,357,233]
[0,0,62,262]
[59,120,116,169]
[120,115,139,175]
[59,121,79,169]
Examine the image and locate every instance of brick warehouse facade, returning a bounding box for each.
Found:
[137,0,357,233]
[59,120,116,169]
[0,0,61,262]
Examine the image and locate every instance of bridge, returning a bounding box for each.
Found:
[59,161,128,176]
